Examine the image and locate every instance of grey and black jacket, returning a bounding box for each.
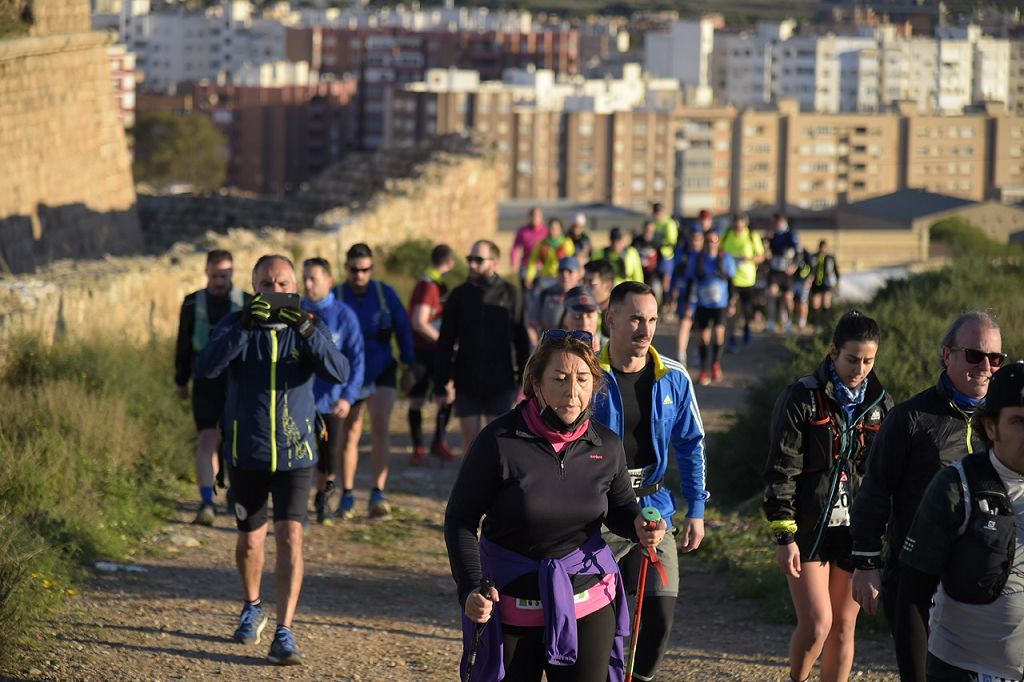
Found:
[850,373,986,571]
[764,358,891,559]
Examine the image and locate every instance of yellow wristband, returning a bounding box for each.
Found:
[769,520,798,536]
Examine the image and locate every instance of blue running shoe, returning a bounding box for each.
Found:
[368,489,391,519]
[338,490,356,520]
[267,626,304,665]
[232,602,267,645]
[726,337,739,354]
[742,326,752,346]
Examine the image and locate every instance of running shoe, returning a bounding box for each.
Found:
[742,326,752,346]
[368,490,392,519]
[726,338,738,354]
[431,441,456,462]
[410,445,427,466]
[267,626,303,666]
[766,320,777,334]
[193,502,216,526]
[314,489,338,526]
[784,320,794,335]
[698,370,711,387]
[337,491,356,520]
[232,602,268,645]
[712,362,723,383]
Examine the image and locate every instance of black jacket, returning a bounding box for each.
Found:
[433,274,529,398]
[764,358,891,558]
[850,374,986,569]
[174,288,250,387]
[444,403,640,606]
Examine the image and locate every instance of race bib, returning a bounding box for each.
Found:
[628,465,657,492]
[828,472,851,527]
[698,282,727,307]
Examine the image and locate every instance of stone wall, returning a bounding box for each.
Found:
[0,0,141,274]
[0,151,500,346]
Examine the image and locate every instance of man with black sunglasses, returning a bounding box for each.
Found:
[434,239,530,452]
[851,311,1004,682]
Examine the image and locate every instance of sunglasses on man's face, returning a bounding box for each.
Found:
[541,329,594,346]
[348,265,372,274]
[950,346,1008,368]
[466,255,491,265]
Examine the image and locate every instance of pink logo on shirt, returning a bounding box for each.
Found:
[590,455,603,459]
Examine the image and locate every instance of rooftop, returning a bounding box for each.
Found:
[840,188,975,222]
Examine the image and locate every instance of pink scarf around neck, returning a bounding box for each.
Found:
[523,398,590,453]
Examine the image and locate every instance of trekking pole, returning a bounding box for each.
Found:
[626,507,663,682]
[464,577,495,682]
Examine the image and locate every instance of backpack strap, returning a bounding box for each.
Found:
[374,281,392,330]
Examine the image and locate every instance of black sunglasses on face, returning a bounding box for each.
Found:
[348,265,372,274]
[950,346,1008,368]
[466,255,491,265]
[541,329,594,346]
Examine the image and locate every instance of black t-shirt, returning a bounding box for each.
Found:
[612,362,657,470]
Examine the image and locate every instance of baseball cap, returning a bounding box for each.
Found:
[563,286,597,313]
[573,212,587,225]
[985,361,1024,411]
[558,256,581,272]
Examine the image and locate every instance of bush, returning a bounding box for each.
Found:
[379,237,469,303]
[930,216,1024,259]
[0,336,192,672]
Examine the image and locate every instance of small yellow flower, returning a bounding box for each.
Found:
[41,579,52,589]
[65,588,77,597]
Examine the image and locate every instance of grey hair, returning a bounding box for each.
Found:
[251,254,297,287]
[939,311,1000,368]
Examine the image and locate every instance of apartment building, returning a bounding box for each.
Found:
[108,43,137,129]
[387,66,677,210]
[990,114,1024,202]
[674,106,734,215]
[904,112,989,200]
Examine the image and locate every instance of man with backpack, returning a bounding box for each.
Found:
[679,231,736,386]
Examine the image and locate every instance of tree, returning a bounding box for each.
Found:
[132,112,228,193]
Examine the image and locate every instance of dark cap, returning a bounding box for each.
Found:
[986,361,1024,411]
[563,286,598,313]
[558,256,581,272]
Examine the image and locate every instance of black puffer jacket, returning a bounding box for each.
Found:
[850,374,986,570]
[764,358,891,558]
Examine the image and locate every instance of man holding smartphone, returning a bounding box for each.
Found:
[197,254,349,666]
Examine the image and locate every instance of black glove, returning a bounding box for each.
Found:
[278,307,318,339]
[240,294,272,330]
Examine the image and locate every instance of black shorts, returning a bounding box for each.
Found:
[810,283,833,295]
[229,465,314,532]
[694,306,726,331]
[768,270,792,293]
[375,361,398,389]
[407,349,435,399]
[191,375,227,431]
[455,386,518,418]
[732,286,755,306]
[798,526,855,573]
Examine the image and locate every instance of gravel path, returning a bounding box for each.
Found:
[20,324,899,681]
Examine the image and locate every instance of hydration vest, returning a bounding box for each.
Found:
[192,287,245,351]
[942,452,1017,605]
[797,375,884,472]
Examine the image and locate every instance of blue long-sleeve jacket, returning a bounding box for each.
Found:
[336,280,415,385]
[681,252,736,309]
[592,345,709,525]
[196,313,349,472]
[301,292,365,411]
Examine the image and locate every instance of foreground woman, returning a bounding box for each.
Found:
[764,311,892,682]
[444,329,665,681]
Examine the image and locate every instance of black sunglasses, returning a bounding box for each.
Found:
[541,329,594,346]
[466,255,492,265]
[950,346,1008,368]
[348,265,373,274]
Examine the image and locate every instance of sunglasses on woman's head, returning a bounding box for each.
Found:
[950,346,1008,368]
[541,329,594,346]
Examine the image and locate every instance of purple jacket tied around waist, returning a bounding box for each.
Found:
[460,533,630,681]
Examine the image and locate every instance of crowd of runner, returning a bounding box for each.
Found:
[172,207,1018,681]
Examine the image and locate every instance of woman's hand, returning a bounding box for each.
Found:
[464,585,500,624]
[634,514,667,548]
[776,542,801,579]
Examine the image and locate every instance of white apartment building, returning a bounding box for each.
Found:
[644,18,717,105]
[287,3,533,32]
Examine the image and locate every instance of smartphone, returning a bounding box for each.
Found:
[258,292,302,323]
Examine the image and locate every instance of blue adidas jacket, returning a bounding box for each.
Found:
[336,280,415,385]
[301,292,365,411]
[196,313,349,472]
[593,345,709,525]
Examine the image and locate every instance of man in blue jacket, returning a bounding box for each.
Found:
[301,257,365,525]
[197,254,349,666]
[593,280,709,681]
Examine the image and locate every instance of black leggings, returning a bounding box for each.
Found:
[315,413,345,478]
[632,596,675,681]
[882,565,936,682]
[502,603,617,682]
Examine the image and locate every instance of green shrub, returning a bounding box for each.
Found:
[0,335,192,672]
[930,216,1024,259]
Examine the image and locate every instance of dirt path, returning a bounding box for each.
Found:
[22,325,899,681]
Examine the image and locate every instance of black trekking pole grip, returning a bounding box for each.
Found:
[464,578,495,682]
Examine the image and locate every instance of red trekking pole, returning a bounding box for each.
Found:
[626,507,665,682]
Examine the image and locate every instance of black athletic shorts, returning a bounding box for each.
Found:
[798,526,855,573]
[407,349,435,399]
[229,465,314,532]
[768,269,792,293]
[732,286,755,306]
[694,306,726,331]
[455,385,518,418]
[191,375,227,431]
[810,283,833,295]
[375,361,398,389]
